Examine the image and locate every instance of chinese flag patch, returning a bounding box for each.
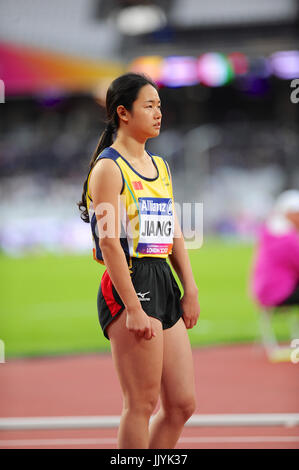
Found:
[132,181,143,190]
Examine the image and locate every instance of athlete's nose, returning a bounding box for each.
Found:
[155,107,162,119]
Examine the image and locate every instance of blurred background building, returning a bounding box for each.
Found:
[0,0,299,255]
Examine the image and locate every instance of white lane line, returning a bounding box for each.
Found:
[0,436,299,447]
[1,413,299,430]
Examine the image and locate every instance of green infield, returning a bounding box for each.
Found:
[0,238,292,358]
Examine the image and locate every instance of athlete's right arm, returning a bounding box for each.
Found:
[89,158,155,340]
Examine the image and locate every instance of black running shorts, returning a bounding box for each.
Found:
[97,257,183,339]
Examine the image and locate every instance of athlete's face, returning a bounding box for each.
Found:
[126,84,162,140]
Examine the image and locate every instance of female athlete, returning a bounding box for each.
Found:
[78,73,200,449]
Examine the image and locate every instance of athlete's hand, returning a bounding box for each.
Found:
[125,306,156,340]
[181,290,200,329]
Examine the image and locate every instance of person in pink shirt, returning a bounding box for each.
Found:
[251,190,299,308]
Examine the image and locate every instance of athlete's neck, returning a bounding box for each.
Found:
[112,134,147,161]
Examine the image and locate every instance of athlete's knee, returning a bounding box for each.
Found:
[164,395,196,423]
[124,389,160,418]
[179,396,197,422]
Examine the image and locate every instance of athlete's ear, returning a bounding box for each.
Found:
[116,105,129,124]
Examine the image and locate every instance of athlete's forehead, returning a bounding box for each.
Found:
[137,84,160,103]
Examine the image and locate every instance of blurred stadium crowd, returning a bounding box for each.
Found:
[0,0,298,255]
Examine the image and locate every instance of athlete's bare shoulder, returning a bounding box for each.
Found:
[89,157,123,200]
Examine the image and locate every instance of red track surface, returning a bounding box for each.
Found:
[0,343,298,449]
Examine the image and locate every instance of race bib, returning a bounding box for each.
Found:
[137,197,174,255]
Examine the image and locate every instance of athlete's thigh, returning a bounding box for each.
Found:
[160,318,196,408]
[107,310,164,398]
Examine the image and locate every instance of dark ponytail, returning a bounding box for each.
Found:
[77,124,115,223]
[77,73,158,223]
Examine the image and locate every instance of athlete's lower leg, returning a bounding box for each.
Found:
[148,319,197,449]
[118,400,156,449]
[148,399,196,449]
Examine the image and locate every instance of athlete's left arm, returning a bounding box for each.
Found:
[168,211,200,329]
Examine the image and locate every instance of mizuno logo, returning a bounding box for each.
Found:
[137,291,150,301]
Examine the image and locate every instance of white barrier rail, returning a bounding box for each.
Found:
[0,413,299,431]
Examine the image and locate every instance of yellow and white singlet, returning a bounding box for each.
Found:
[85,147,174,264]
